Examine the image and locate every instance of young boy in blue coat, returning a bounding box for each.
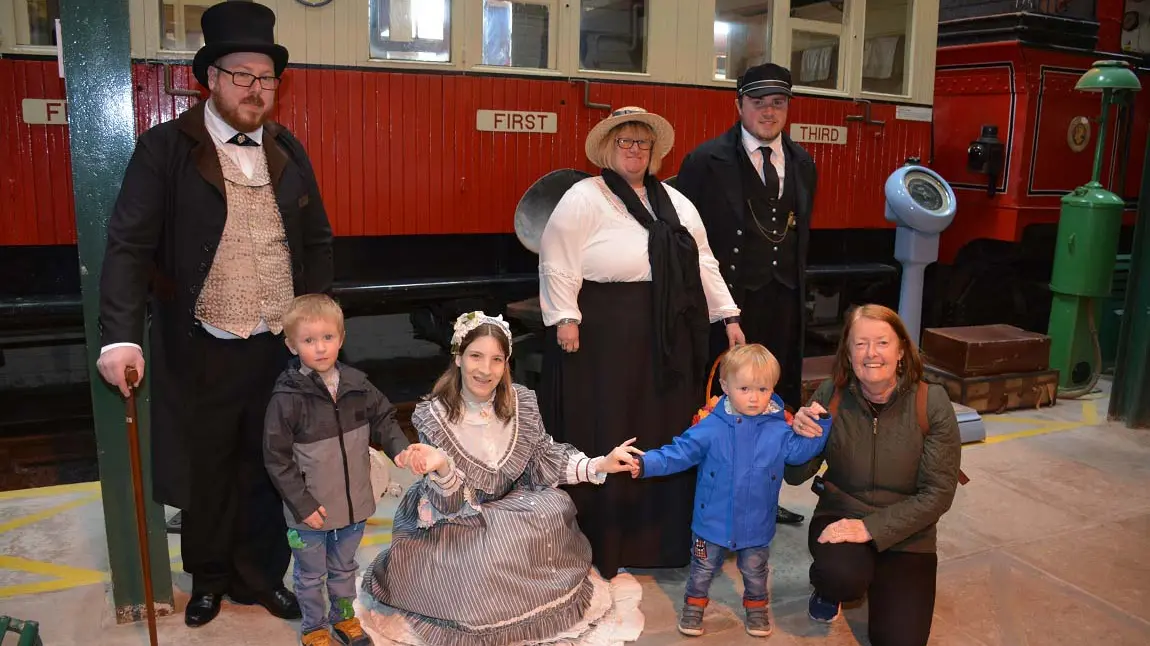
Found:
[630,344,831,638]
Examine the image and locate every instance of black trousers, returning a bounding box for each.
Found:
[710,280,801,409]
[181,328,292,595]
[808,515,938,646]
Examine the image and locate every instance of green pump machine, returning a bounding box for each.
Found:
[1048,61,1142,397]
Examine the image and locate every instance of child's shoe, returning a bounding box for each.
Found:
[744,606,772,637]
[677,603,705,636]
[301,628,336,646]
[808,592,841,623]
[332,617,372,646]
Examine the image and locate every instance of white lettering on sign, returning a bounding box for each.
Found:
[790,123,847,145]
[22,99,69,125]
[895,106,933,122]
[476,110,557,133]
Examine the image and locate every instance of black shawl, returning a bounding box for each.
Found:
[601,169,710,392]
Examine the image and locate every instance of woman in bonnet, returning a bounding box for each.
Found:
[360,312,646,646]
[538,107,744,578]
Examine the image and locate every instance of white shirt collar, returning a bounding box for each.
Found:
[740,125,783,163]
[204,97,264,146]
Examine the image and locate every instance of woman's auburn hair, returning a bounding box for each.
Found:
[831,303,924,390]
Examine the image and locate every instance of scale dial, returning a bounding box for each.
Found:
[904,171,950,213]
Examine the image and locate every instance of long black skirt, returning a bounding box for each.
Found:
[539,281,702,579]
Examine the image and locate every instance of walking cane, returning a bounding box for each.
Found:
[124,366,160,646]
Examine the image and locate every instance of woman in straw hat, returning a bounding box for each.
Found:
[538,107,745,578]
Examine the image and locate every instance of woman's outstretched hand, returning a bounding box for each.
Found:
[792,401,828,438]
[596,437,644,474]
[396,443,448,476]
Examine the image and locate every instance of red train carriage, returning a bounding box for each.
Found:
[0,0,1145,356]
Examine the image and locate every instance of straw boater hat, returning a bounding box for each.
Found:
[584,107,675,169]
[193,1,290,88]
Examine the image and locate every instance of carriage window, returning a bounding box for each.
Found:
[160,1,210,52]
[19,0,59,46]
[369,0,452,62]
[482,0,552,68]
[579,0,647,74]
[789,0,845,90]
[714,1,772,81]
[861,0,911,95]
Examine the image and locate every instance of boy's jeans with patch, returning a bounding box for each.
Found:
[288,520,366,633]
[685,533,770,604]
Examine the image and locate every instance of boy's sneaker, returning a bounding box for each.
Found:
[332,617,373,646]
[744,606,772,637]
[808,592,841,623]
[677,603,705,637]
[301,628,335,646]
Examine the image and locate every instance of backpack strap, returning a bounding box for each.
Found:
[918,381,970,486]
[828,386,842,418]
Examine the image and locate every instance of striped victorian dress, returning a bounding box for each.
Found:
[360,384,642,646]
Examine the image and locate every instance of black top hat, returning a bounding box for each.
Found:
[192,1,290,88]
[737,63,793,99]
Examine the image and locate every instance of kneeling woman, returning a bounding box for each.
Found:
[360,312,643,646]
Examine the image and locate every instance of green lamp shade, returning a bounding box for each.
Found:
[1075,60,1142,92]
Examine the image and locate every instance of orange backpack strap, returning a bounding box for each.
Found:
[828,386,842,418]
[918,381,970,486]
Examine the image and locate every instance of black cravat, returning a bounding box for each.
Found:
[227,133,259,147]
[760,146,779,198]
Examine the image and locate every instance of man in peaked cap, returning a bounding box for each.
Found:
[675,63,819,527]
[96,0,332,627]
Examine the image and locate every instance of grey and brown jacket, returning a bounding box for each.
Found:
[264,359,410,531]
[784,378,962,553]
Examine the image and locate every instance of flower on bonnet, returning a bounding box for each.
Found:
[449,311,513,356]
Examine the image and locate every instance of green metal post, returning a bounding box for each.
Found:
[1109,131,1150,428]
[59,0,174,622]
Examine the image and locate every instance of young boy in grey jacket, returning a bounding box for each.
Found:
[264,294,419,646]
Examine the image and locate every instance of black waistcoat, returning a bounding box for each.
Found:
[738,145,799,290]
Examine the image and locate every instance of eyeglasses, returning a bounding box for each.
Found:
[615,137,654,150]
[212,65,281,91]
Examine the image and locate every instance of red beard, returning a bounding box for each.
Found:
[215,96,271,133]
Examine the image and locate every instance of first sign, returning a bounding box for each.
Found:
[23,99,69,125]
[476,110,557,134]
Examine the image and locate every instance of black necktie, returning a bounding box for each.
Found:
[760,146,779,198]
[227,133,259,147]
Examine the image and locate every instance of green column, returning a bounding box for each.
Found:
[1109,134,1150,428]
[60,0,174,620]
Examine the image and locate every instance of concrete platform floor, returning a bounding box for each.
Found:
[2,379,1148,645]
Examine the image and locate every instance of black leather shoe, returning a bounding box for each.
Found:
[185,591,222,627]
[777,506,805,525]
[229,585,302,619]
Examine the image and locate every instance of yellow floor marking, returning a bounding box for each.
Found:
[970,421,1085,446]
[0,481,100,501]
[366,517,394,527]
[360,532,393,548]
[983,415,1060,425]
[0,494,100,535]
[1083,401,1100,425]
[0,555,108,599]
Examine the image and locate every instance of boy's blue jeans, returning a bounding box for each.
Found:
[685,533,770,606]
[289,521,366,634]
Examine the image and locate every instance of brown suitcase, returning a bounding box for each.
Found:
[924,363,1058,414]
[921,324,1051,377]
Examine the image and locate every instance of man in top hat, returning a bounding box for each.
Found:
[96,0,332,627]
[675,63,817,526]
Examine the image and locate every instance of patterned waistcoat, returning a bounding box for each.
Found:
[194,146,294,337]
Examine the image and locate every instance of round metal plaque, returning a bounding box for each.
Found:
[1067,116,1091,153]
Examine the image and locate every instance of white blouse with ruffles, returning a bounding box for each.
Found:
[538,176,740,327]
